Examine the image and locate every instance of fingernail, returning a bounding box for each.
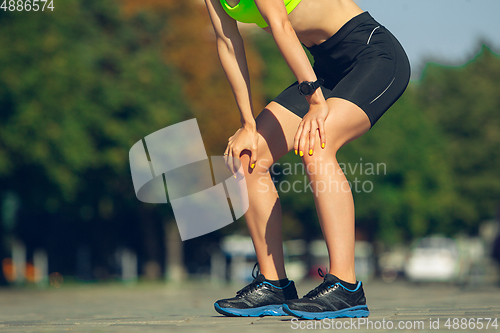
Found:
[299,151,304,157]
[234,175,237,178]
[294,149,298,155]
[251,163,255,169]
[309,149,313,156]
[322,143,325,149]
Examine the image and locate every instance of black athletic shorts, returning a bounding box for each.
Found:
[273,12,410,127]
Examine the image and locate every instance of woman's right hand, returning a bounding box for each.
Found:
[224,126,259,175]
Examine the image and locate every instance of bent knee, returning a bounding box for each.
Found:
[301,138,341,166]
[239,139,275,174]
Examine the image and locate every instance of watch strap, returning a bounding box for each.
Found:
[312,78,324,90]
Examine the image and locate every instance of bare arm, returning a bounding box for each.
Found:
[255,0,329,155]
[205,0,259,171]
[205,0,255,130]
[254,0,321,100]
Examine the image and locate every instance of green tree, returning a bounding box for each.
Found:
[0,0,191,274]
[416,45,500,231]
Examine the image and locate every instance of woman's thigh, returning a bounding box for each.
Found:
[301,97,371,165]
[323,97,372,150]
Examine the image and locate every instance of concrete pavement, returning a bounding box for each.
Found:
[0,279,499,332]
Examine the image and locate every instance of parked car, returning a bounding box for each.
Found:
[404,236,459,282]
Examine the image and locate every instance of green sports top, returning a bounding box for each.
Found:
[220,0,303,28]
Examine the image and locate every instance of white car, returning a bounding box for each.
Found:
[404,236,459,282]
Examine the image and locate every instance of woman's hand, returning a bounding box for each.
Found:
[224,126,259,175]
[294,101,329,156]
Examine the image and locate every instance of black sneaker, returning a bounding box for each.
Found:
[214,264,298,317]
[283,269,369,319]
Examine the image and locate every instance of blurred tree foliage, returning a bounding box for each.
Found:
[416,46,500,230]
[0,0,191,274]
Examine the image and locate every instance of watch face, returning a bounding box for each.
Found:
[299,82,313,95]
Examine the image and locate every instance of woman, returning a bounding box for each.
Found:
[205,0,410,319]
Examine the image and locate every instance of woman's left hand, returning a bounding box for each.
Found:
[294,101,330,156]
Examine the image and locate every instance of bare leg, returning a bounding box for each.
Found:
[238,103,301,280]
[301,98,371,283]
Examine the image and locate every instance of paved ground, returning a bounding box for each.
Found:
[0,279,499,332]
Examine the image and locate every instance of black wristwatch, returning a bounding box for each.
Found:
[298,78,324,96]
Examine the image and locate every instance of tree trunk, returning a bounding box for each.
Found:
[165,219,186,281]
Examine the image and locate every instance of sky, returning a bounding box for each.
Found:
[355,0,500,79]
